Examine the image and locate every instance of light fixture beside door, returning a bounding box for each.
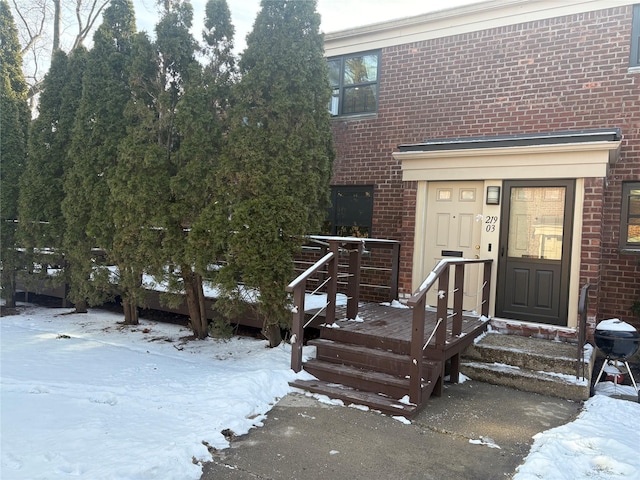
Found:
[486,186,501,205]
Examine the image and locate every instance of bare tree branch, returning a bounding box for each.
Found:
[10,0,109,103]
[12,0,47,55]
[72,0,109,50]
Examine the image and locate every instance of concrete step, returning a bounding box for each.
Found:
[460,360,591,401]
[463,332,588,377]
[460,332,594,401]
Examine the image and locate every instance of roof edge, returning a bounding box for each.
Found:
[324,1,634,56]
[397,129,623,152]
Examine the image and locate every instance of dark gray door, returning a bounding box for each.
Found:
[496,180,575,326]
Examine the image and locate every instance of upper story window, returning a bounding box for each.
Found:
[620,182,640,252]
[327,51,380,117]
[631,4,640,68]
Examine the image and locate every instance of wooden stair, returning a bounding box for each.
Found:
[286,244,492,418]
[289,325,444,417]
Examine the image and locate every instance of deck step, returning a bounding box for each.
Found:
[460,332,594,401]
[293,303,486,414]
[289,379,418,417]
[309,338,412,376]
[319,322,411,354]
[302,359,410,399]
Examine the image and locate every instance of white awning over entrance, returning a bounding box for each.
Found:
[394,129,622,182]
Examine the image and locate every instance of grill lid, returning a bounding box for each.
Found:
[595,318,637,333]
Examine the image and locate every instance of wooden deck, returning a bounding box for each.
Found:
[286,246,493,417]
[321,303,488,359]
[290,301,489,417]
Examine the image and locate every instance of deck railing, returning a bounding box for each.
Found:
[287,237,367,372]
[405,258,493,405]
[294,235,401,303]
[576,283,591,379]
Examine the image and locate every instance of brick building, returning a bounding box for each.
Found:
[323,0,640,331]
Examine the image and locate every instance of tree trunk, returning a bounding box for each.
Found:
[123,300,131,324]
[263,322,282,348]
[184,269,207,339]
[119,267,141,325]
[3,272,16,308]
[74,298,88,314]
[196,273,208,337]
[53,0,61,52]
[122,299,138,325]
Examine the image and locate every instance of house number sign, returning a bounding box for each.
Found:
[485,215,499,232]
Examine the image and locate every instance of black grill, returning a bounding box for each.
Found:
[592,319,639,403]
[594,329,640,361]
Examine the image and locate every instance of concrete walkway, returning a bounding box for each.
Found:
[201,380,582,479]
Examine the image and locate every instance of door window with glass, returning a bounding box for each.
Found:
[507,186,566,260]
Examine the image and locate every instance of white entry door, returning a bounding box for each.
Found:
[424,181,484,311]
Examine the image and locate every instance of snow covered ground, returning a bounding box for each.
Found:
[513,393,640,479]
[0,305,313,479]
[1,304,639,479]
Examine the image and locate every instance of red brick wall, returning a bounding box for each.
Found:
[330,5,640,327]
[399,181,418,296]
[580,177,605,330]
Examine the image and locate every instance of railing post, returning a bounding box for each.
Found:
[346,240,362,320]
[449,263,465,384]
[482,261,491,317]
[290,282,306,372]
[410,294,426,405]
[389,242,400,302]
[326,241,339,325]
[452,263,464,337]
[287,249,337,372]
[576,283,591,379]
[436,267,449,348]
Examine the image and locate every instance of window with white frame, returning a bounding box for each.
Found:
[327,51,380,117]
[620,181,640,251]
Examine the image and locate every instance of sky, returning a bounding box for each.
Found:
[2,303,640,479]
[16,0,486,110]
[133,0,487,53]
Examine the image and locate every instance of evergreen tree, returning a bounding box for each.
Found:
[18,48,87,291]
[165,0,236,339]
[0,0,30,307]
[216,0,334,346]
[62,0,136,318]
[110,0,198,327]
[109,29,166,324]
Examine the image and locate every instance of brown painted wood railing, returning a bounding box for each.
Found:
[576,283,591,379]
[287,238,366,372]
[295,235,401,303]
[405,258,493,406]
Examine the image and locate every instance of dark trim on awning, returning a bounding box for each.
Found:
[397,128,622,152]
